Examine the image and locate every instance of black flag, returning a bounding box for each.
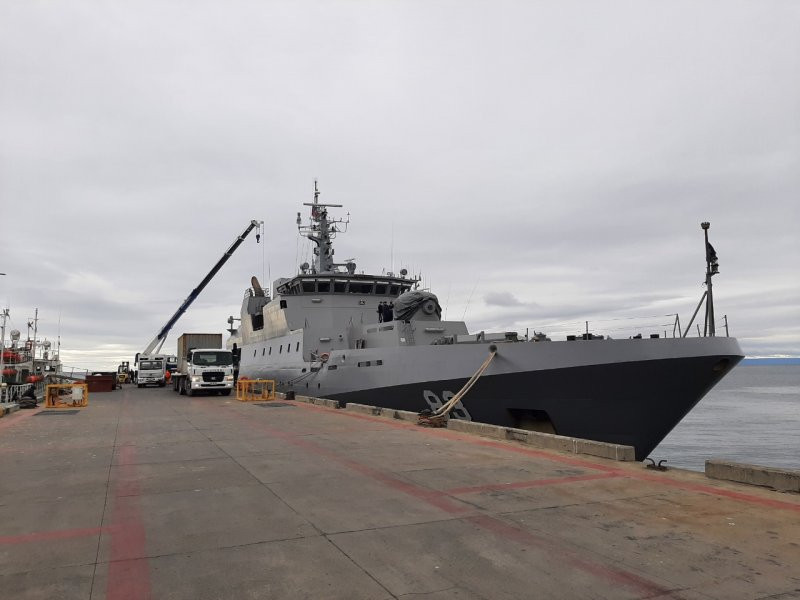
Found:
[706,241,718,264]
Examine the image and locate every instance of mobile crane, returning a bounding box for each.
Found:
[133,219,263,386]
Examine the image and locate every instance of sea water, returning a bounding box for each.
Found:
[654,365,800,471]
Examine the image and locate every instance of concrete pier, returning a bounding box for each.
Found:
[706,459,800,493]
[1,386,798,599]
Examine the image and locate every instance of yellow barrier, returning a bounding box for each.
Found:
[45,383,89,408]
[236,379,276,402]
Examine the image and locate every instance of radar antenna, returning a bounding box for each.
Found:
[297,181,350,274]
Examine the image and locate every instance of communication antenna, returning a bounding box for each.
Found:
[682,222,720,338]
[443,282,452,321]
[461,278,480,321]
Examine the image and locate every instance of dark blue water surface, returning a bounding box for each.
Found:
[654,365,800,472]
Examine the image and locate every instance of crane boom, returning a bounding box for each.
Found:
[140,219,261,358]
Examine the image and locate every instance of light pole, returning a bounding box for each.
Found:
[0,273,6,391]
[0,307,8,393]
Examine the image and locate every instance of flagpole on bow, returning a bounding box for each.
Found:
[702,222,719,337]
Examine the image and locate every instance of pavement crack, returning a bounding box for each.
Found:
[89,390,124,600]
[325,535,399,599]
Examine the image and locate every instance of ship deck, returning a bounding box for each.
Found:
[1,387,798,599]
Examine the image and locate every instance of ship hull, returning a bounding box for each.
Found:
[239,336,743,460]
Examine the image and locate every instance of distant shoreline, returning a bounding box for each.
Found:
[741,358,800,366]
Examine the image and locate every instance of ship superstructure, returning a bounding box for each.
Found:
[232,184,743,460]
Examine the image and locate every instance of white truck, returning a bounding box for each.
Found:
[133,220,261,391]
[135,354,167,387]
[134,353,178,387]
[171,333,234,397]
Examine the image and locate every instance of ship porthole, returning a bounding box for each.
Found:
[712,358,731,373]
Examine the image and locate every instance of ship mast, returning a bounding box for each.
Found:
[298,181,349,274]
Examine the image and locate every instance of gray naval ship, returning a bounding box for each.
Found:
[231,185,743,460]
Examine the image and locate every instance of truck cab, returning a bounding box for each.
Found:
[135,354,167,387]
[176,348,234,396]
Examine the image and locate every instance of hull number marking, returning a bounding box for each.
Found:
[423,390,472,421]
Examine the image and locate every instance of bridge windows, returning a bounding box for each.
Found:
[280,277,412,297]
[349,282,373,294]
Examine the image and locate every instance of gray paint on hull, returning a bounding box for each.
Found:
[239,334,743,459]
[325,354,743,460]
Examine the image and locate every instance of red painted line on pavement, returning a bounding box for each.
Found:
[211,403,677,594]
[288,401,800,512]
[0,406,42,431]
[466,514,678,598]
[230,410,467,514]
[330,451,468,514]
[289,401,621,472]
[445,472,623,496]
[0,526,106,545]
[634,471,800,513]
[106,404,151,600]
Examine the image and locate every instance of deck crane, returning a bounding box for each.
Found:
[133,219,262,386]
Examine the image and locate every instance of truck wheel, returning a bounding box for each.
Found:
[186,381,194,397]
[137,383,143,388]
[179,379,186,396]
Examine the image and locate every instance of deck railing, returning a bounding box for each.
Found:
[0,380,46,404]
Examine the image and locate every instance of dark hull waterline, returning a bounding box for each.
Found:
[322,354,741,460]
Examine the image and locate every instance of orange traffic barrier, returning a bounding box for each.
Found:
[45,383,89,408]
[236,379,276,402]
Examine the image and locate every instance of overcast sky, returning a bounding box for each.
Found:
[1,1,798,371]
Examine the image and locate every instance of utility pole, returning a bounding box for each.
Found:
[27,308,39,374]
[32,308,38,369]
[0,307,8,388]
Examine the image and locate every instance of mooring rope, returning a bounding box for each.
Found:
[418,349,497,426]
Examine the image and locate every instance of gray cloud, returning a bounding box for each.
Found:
[484,292,526,307]
[1,1,798,369]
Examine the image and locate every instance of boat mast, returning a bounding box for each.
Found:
[702,222,719,337]
[684,222,720,338]
[0,307,8,384]
[298,181,347,274]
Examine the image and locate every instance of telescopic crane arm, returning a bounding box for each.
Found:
[140,219,261,358]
